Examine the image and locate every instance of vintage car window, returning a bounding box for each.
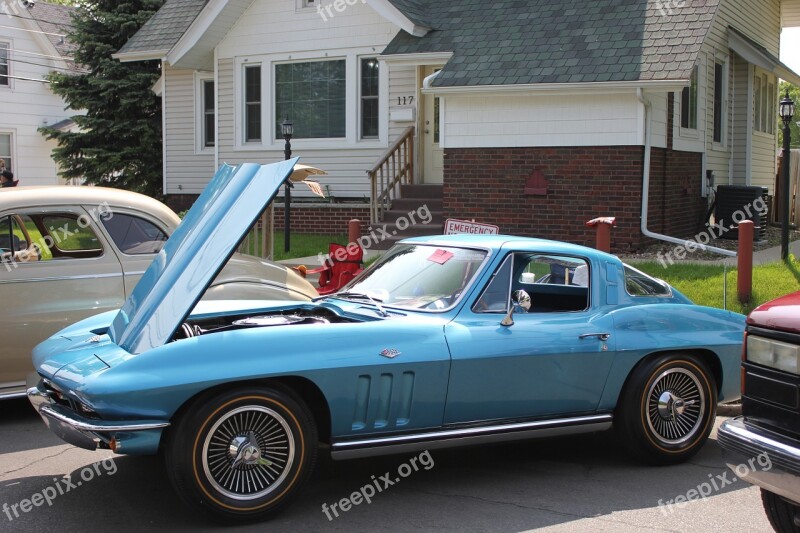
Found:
[38,214,102,258]
[101,213,168,255]
[341,244,487,311]
[0,214,34,263]
[473,254,513,313]
[624,264,671,297]
[517,254,590,312]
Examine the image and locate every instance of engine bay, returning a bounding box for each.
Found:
[173,306,353,341]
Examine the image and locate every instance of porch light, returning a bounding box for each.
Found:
[779,90,794,261]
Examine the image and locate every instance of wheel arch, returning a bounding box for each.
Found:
[163,375,332,451]
[615,348,723,408]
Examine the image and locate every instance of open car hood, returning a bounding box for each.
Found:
[108,159,299,354]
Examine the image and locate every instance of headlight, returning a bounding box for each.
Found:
[747,335,800,374]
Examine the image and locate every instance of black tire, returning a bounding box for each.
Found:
[616,353,716,465]
[164,385,317,523]
[762,489,800,532]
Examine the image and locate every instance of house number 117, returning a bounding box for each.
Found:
[397,96,415,105]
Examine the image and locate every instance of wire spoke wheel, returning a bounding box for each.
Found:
[646,368,706,446]
[202,405,295,501]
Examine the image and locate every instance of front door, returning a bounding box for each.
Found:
[421,66,444,184]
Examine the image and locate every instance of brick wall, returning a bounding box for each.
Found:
[442,146,704,252]
[166,194,370,235]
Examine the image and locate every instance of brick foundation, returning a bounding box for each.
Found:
[165,194,370,236]
[442,146,704,252]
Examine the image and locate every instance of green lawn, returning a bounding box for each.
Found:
[634,259,800,314]
[241,232,348,261]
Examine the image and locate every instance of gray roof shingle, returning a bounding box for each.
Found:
[383,0,720,87]
[387,0,432,28]
[117,0,208,56]
[28,1,76,59]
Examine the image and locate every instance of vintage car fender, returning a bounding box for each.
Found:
[597,303,745,410]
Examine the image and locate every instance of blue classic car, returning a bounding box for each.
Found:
[28,160,745,522]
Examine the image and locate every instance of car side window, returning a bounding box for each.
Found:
[516,254,590,312]
[101,213,168,255]
[473,254,513,313]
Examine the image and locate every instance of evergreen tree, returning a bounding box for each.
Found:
[40,1,164,197]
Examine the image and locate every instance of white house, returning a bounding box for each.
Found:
[0,0,79,186]
[116,0,800,251]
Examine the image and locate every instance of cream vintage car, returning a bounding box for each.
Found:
[0,186,317,400]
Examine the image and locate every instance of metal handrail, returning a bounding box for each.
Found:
[367,126,415,224]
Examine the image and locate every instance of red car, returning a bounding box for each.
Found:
[719,291,800,532]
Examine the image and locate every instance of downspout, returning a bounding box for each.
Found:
[636,88,736,257]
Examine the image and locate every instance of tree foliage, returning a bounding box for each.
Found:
[40,1,165,197]
[779,81,800,149]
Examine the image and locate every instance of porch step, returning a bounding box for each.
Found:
[400,184,444,199]
[371,184,446,250]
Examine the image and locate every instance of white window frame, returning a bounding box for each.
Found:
[234,49,388,151]
[712,59,728,149]
[194,73,215,153]
[243,62,263,144]
[680,65,699,133]
[0,40,12,90]
[359,56,380,140]
[0,131,14,173]
[753,68,776,136]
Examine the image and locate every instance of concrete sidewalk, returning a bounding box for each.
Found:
[622,238,800,266]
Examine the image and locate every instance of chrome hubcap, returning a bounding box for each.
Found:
[202,405,295,501]
[647,368,705,445]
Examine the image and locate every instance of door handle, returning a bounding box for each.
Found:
[579,333,611,341]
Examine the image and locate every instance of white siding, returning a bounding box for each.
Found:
[163,65,215,194]
[189,0,400,199]
[730,56,750,186]
[442,93,643,149]
[0,22,77,185]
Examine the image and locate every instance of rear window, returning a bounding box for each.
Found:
[624,264,671,297]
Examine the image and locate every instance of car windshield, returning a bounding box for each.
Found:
[336,244,488,311]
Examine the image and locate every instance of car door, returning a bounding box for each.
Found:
[443,251,617,424]
[0,207,125,393]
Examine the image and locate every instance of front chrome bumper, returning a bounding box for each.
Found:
[718,417,800,505]
[27,376,170,452]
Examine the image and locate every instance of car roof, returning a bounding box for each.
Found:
[0,186,181,229]
[402,234,620,262]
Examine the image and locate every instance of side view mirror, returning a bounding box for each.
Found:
[501,290,531,326]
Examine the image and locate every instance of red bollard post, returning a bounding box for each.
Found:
[737,220,754,304]
[348,219,361,245]
[585,217,616,253]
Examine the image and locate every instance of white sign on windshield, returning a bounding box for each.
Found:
[444,218,499,235]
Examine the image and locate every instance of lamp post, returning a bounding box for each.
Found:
[282,117,293,253]
[779,91,795,261]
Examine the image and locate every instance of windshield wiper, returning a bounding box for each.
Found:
[333,291,389,317]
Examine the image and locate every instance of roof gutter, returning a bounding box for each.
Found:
[636,88,736,258]
[421,79,690,96]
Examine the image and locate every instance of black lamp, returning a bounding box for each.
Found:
[779,91,794,261]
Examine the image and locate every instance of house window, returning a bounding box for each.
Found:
[275,59,346,139]
[0,133,11,171]
[360,58,379,139]
[713,62,724,143]
[681,66,698,129]
[0,43,9,86]
[202,79,215,147]
[244,65,262,142]
[753,72,775,135]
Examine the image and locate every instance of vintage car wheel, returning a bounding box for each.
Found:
[762,489,800,532]
[165,385,317,523]
[616,353,716,465]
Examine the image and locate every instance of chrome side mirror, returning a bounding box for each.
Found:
[501,290,531,326]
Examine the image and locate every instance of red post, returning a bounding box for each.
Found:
[585,217,616,253]
[348,219,361,245]
[737,220,754,304]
